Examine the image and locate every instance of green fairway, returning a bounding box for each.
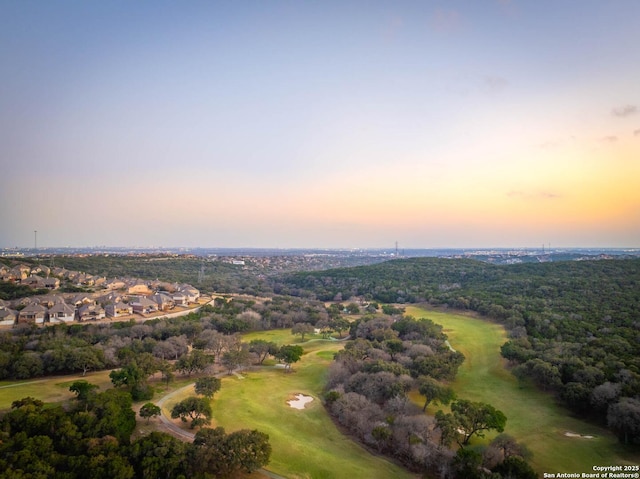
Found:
[405,306,638,474]
[207,330,417,479]
[0,370,114,410]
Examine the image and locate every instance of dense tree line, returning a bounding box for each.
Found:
[282,257,640,443]
[324,314,533,478]
[0,295,329,382]
[0,392,271,478]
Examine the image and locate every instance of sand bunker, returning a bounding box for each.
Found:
[564,431,594,439]
[287,394,313,410]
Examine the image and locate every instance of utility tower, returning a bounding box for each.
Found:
[198,260,205,283]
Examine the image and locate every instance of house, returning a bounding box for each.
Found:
[151,280,176,292]
[22,275,46,289]
[130,296,158,315]
[0,308,18,326]
[43,277,60,290]
[105,301,133,318]
[105,278,126,290]
[77,303,106,321]
[30,264,50,276]
[127,280,152,295]
[74,273,95,287]
[151,293,175,311]
[48,301,75,323]
[177,284,200,303]
[0,266,11,282]
[71,294,94,308]
[18,303,47,324]
[97,291,124,305]
[171,291,187,306]
[52,267,70,278]
[34,295,58,308]
[10,265,30,281]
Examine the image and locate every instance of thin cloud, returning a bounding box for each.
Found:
[538,140,560,150]
[383,16,404,41]
[507,190,562,200]
[601,135,618,143]
[430,8,461,33]
[612,105,638,118]
[483,76,509,93]
[634,129,640,136]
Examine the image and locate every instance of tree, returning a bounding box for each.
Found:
[83,389,137,443]
[345,302,360,314]
[68,347,104,376]
[171,396,212,428]
[607,397,640,444]
[191,427,271,477]
[434,410,458,447]
[139,402,161,422]
[275,345,304,372]
[249,339,278,364]
[194,376,221,399]
[292,322,314,341]
[332,317,350,338]
[176,350,214,377]
[130,432,187,479]
[221,348,250,374]
[490,433,532,460]
[69,380,99,408]
[418,376,455,411]
[492,456,538,479]
[450,399,507,446]
[384,339,404,361]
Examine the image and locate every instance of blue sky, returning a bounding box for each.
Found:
[1,1,639,248]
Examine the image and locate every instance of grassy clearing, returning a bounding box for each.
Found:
[204,330,417,479]
[405,306,638,473]
[0,370,114,410]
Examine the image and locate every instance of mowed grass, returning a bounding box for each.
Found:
[405,306,639,474]
[207,329,417,479]
[0,370,114,410]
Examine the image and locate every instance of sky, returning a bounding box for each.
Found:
[1,1,639,249]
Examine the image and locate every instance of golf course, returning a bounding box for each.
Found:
[162,329,417,479]
[3,308,637,478]
[405,305,637,475]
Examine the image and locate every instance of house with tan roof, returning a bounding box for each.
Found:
[18,303,47,324]
[105,278,126,290]
[78,303,106,321]
[171,291,187,306]
[22,275,46,289]
[127,280,152,295]
[30,264,50,276]
[151,293,175,311]
[130,296,158,314]
[43,277,60,290]
[105,301,133,318]
[176,284,200,303]
[48,301,75,323]
[0,308,18,326]
[71,294,94,308]
[10,265,31,281]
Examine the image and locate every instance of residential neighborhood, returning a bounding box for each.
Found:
[0,262,202,327]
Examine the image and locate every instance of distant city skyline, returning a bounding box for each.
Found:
[1,1,639,249]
